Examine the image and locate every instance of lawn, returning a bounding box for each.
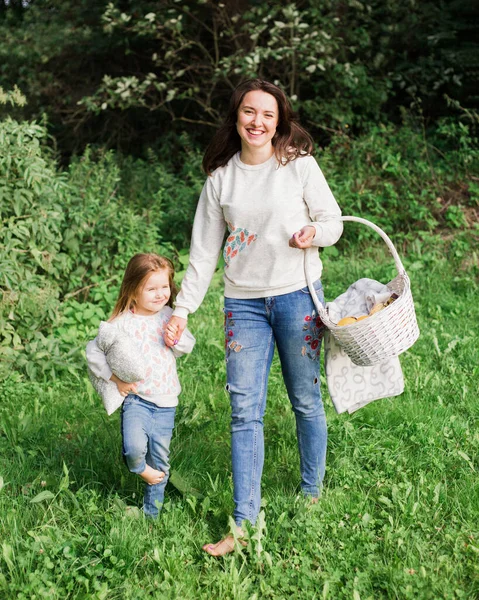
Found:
[1,246,478,599]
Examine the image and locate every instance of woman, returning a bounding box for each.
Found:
[165,79,343,556]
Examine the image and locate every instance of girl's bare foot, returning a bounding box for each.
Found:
[139,465,165,485]
[202,531,246,557]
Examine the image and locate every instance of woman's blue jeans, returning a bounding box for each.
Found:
[224,280,327,527]
[121,394,176,518]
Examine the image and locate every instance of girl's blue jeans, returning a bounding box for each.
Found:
[224,280,327,527]
[121,394,176,518]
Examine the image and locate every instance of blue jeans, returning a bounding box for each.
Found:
[224,280,327,526]
[121,394,176,518]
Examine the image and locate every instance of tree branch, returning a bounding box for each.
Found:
[63,276,117,300]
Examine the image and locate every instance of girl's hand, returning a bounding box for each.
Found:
[110,374,137,397]
[289,225,316,249]
[164,316,187,347]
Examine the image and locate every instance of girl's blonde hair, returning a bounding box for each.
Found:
[109,253,177,320]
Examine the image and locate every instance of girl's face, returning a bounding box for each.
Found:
[134,269,171,316]
[236,90,278,152]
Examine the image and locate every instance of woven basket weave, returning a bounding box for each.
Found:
[306,216,420,366]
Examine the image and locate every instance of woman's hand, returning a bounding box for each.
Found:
[164,316,187,347]
[110,374,137,397]
[289,225,316,249]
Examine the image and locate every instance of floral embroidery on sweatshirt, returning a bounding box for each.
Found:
[223,222,257,268]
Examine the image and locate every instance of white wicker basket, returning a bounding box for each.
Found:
[306,216,420,366]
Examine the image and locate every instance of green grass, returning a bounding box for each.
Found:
[1,247,478,599]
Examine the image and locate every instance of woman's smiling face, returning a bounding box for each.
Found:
[236,90,279,152]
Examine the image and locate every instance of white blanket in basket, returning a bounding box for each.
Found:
[324,278,404,413]
[326,278,391,323]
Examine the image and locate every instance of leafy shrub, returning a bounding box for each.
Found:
[319,118,478,243]
[1,118,67,377]
[0,119,170,379]
[64,147,169,289]
[116,134,204,249]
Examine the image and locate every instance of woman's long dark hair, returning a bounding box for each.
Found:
[202,79,314,175]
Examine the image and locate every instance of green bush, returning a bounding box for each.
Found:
[116,135,204,250]
[0,119,170,379]
[319,118,478,243]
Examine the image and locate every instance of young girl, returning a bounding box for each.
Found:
[86,253,195,518]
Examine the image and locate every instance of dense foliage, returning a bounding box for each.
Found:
[1,105,477,380]
[1,0,478,156]
[0,115,173,379]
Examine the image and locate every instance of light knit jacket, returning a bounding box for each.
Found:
[86,306,195,407]
[173,152,343,319]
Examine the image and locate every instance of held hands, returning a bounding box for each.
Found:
[110,374,138,397]
[289,225,316,249]
[164,316,187,347]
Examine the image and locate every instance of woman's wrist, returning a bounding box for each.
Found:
[172,306,189,320]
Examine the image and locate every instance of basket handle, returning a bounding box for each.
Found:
[305,215,406,325]
[305,248,330,321]
[339,216,405,274]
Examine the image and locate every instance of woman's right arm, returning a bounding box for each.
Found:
[165,177,225,347]
[170,176,226,323]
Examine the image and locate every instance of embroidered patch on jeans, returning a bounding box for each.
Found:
[223,222,257,268]
[301,310,326,360]
[224,311,242,361]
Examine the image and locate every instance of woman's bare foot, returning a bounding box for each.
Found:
[139,465,165,485]
[202,531,246,556]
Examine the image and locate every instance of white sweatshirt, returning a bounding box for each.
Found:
[86,306,195,407]
[173,152,343,319]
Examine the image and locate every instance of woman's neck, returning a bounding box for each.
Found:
[239,144,275,165]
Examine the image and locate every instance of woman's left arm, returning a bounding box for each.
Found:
[301,156,343,247]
